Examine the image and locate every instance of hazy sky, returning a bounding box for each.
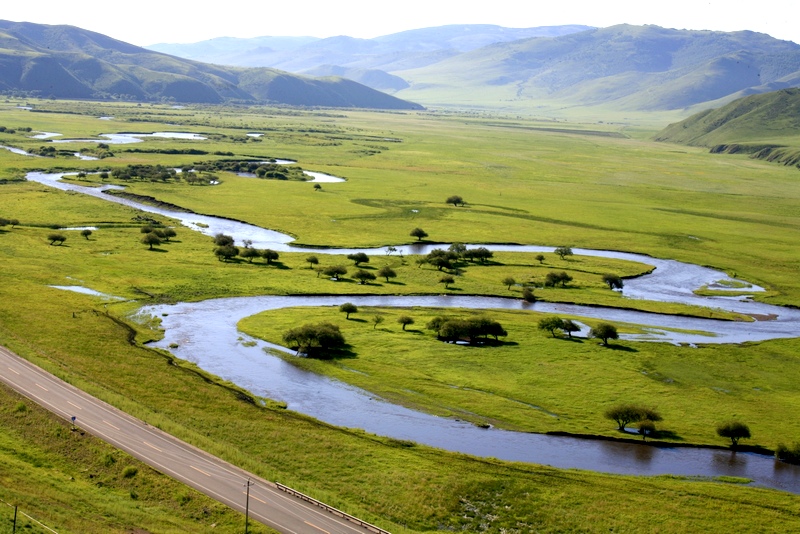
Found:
[3,0,797,46]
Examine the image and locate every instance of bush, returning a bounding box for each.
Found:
[775,443,800,464]
[122,466,138,478]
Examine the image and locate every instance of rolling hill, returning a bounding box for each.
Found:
[0,20,423,109]
[654,88,800,167]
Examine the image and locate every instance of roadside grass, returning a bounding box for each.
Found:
[0,385,271,534]
[239,306,800,446]
[2,100,800,531]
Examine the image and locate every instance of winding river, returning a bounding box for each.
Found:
[28,171,800,492]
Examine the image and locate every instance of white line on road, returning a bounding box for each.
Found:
[67,401,82,410]
[143,441,162,452]
[305,521,331,533]
[191,465,212,477]
[103,420,120,430]
[7,367,19,374]
[35,383,48,391]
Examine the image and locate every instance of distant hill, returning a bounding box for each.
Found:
[392,24,800,111]
[654,88,800,167]
[0,20,423,109]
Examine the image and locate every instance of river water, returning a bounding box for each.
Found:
[28,171,800,492]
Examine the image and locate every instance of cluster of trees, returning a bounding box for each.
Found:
[417,245,494,272]
[426,315,507,345]
[141,225,177,250]
[0,125,32,134]
[211,234,278,263]
[111,165,178,182]
[544,271,573,287]
[538,316,581,338]
[604,404,663,440]
[282,322,345,357]
[602,274,624,290]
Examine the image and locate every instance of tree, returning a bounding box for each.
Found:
[717,421,751,447]
[590,323,618,345]
[397,316,414,330]
[9,218,19,228]
[439,275,455,289]
[410,227,428,241]
[313,183,322,191]
[322,265,347,280]
[463,247,493,263]
[561,319,581,338]
[214,244,239,261]
[554,246,573,260]
[372,315,384,330]
[282,322,345,358]
[545,271,572,288]
[446,195,465,207]
[161,228,177,241]
[426,316,447,336]
[386,246,397,255]
[48,233,67,245]
[306,255,319,269]
[213,233,234,246]
[377,266,397,282]
[353,269,376,285]
[427,249,458,271]
[638,420,656,441]
[604,404,662,431]
[602,274,624,290]
[538,316,565,337]
[521,287,536,302]
[80,229,92,240]
[141,232,161,250]
[239,247,261,263]
[435,316,506,345]
[262,249,280,264]
[339,302,358,319]
[535,254,545,264]
[502,276,516,290]
[448,242,466,257]
[347,252,369,266]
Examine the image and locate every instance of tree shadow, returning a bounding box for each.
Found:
[604,343,638,352]
[653,429,684,441]
[559,337,584,343]
[307,345,357,360]
[145,247,169,253]
[347,318,368,323]
[443,287,462,291]
[385,281,406,286]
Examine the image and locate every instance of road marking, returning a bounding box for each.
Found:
[304,521,330,534]
[7,367,19,375]
[245,492,267,504]
[191,465,212,477]
[67,401,82,410]
[35,383,48,391]
[143,441,162,452]
[102,420,120,430]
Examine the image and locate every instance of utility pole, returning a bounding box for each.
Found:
[244,478,254,534]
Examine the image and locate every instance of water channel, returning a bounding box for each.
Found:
[27,171,800,492]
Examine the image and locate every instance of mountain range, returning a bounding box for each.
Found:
[0,20,423,109]
[152,24,800,113]
[3,19,800,114]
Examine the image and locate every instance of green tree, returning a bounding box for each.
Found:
[410,227,428,241]
[353,269,376,285]
[239,247,260,263]
[339,302,358,319]
[590,323,618,345]
[372,315,385,330]
[545,271,572,287]
[522,287,536,302]
[282,322,345,357]
[446,195,465,207]
[213,233,234,246]
[554,246,573,260]
[397,316,414,330]
[214,244,239,261]
[322,265,347,280]
[313,183,322,191]
[439,275,455,288]
[604,404,662,431]
[141,232,161,250]
[306,255,319,269]
[427,249,458,271]
[535,254,545,264]
[502,276,516,290]
[47,233,67,245]
[538,316,565,337]
[377,266,397,282]
[80,229,92,240]
[161,228,177,241]
[602,274,624,290]
[262,249,280,264]
[638,420,656,441]
[717,421,751,447]
[347,252,370,266]
[561,319,581,338]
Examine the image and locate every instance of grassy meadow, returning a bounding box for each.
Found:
[2,99,800,532]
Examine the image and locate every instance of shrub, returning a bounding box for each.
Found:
[775,443,800,464]
[122,466,138,478]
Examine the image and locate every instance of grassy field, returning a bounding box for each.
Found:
[2,99,800,532]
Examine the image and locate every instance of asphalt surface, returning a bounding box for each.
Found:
[0,344,387,534]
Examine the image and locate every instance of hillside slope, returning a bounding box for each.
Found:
[0,20,423,109]
[394,25,800,111]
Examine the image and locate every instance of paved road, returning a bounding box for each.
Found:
[0,344,387,534]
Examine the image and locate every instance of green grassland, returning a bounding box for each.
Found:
[2,99,800,531]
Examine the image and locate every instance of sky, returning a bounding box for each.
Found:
[2,0,798,46]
